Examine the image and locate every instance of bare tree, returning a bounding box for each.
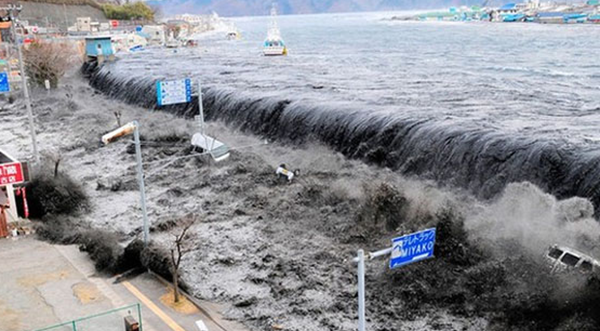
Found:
[42,147,62,178]
[170,215,197,303]
[114,111,122,127]
[22,41,75,88]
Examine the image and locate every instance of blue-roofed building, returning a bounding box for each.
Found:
[496,2,521,22]
[563,13,587,23]
[85,36,115,64]
[496,2,519,21]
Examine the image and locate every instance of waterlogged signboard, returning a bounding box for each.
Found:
[390,228,436,269]
[0,72,10,93]
[0,162,24,186]
[156,79,192,106]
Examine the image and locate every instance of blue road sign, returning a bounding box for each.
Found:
[0,72,10,93]
[389,228,436,269]
[156,78,192,106]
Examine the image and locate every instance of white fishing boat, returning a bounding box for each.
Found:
[263,4,287,56]
[165,40,180,48]
[227,30,241,40]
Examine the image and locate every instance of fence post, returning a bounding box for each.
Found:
[137,303,143,331]
[357,249,366,331]
[72,321,77,331]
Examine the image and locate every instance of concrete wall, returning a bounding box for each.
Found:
[19,2,106,30]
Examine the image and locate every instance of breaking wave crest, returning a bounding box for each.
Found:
[83,62,600,212]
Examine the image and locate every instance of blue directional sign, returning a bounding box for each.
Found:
[390,228,436,269]
[0,72,10,93]
[156,78,192,106]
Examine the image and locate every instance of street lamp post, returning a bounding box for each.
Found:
[132,121,149,245]
[4,4,40,163]
[102,121,150,246]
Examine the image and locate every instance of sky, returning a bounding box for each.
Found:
[148,0,504,17]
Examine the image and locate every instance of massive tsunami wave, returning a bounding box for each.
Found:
[84,12,600,210]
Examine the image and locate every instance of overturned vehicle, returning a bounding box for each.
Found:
[546,245,600,275]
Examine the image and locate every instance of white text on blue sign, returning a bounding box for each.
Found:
[389,228,436,269]
[156,79,192,106]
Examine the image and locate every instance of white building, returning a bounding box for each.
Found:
[171,12,227,33]
[76,17,91,32]
[141,25,166,46]
[527,0,541,9]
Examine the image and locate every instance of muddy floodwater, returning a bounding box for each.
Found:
[91,13,600,211]
[59,12,600,331]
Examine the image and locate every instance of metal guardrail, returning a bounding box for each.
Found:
[32,303,143,331]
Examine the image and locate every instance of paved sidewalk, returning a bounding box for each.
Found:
[0,237,248,331]
[0,237,116,331]
[118,273,248,331]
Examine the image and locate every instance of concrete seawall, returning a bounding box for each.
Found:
[19,2,105,29]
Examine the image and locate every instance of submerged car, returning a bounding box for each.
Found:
[545,245,600,274]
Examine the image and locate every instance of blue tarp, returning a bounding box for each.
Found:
[503,13,525,21]
[564,13,587,19]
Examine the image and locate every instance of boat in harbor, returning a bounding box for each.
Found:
[227,30,241,40]
[263,4,287,56]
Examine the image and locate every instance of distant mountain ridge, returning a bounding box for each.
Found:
[150,0,511,16]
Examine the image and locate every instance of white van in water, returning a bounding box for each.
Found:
[191,133,230,162]
[545,245,600,274]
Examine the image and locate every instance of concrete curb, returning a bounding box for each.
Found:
[148,270,244,331]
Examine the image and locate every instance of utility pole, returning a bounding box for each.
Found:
[197,80,205,135]
[132,121,150,246]
[63,3,68,32]
[4,4,39,163]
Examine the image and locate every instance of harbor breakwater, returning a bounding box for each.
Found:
[83,61,600,214]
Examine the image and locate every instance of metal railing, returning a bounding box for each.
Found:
[32,303,143,331]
